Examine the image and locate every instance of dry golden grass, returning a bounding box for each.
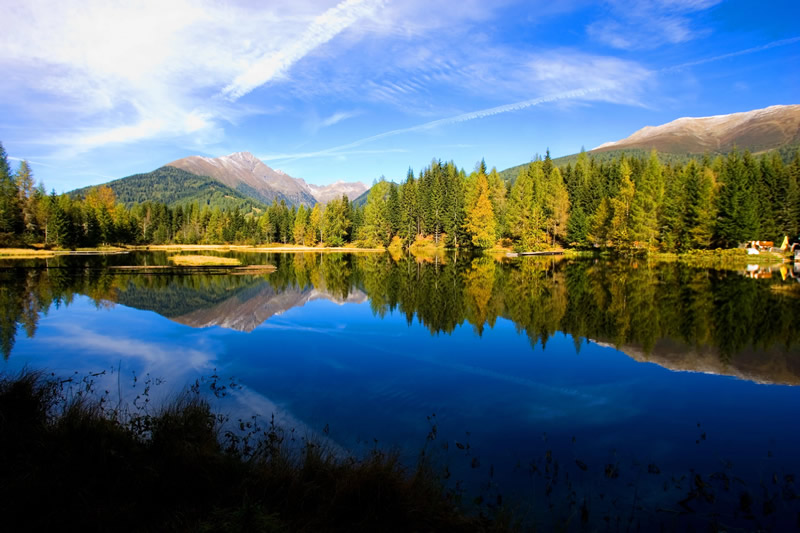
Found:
[168,254,242,266]
[0,248,57,258]
[136,244,384,253]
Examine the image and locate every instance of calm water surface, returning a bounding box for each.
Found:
[2,251,799,528]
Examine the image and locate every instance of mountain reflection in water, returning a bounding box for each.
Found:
[1,252,799,384]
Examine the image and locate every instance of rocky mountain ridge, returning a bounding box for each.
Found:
[168,151,367,206]
[593,104,800,155]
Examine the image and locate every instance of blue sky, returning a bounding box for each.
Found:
[1,0,798,191]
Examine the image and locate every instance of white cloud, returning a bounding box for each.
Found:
[265,53,653,164]
[587,0,721,50]
[222,0,385,100]
[320,111,359,128]
[0,0,383,154]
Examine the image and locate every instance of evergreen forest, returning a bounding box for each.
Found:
[2,141,800,252]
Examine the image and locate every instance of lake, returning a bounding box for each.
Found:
[2,251,799,529]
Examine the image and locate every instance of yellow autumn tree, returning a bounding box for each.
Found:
[464,171,496,248]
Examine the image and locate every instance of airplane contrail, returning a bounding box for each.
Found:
[264,87,604,163]
[662,35,800,72]
[264,35,800,164]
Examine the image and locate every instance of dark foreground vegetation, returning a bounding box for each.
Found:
[0,371,502,532]
[3,370,800,531]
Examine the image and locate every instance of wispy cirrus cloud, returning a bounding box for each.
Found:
[587,0,721,50]
[0,0,383,155]
[320,111,361,128]
[222,0,385,100]
[265,87,611,163]
[266,52,653,163]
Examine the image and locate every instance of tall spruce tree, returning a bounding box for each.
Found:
[0,143,23,240]
[715,149,759,246]
[631,150,663,250]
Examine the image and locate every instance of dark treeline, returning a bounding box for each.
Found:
[3,141,800,250]
[3,253,799,370]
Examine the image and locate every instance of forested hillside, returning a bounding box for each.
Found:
[71,166,267,212]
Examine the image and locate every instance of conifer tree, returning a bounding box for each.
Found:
[442,162,465,247]
[387,183,400,237]
[609,160,635,251]
[782,151,800,239]
[631,150,663,250]
[307,204,322,245]
[293,204,308,245]
[464,170,496,248]
[545,167,569,246]
[487,167,507,239]
[15,160,37,238]
[587,197,611,247]
[715,149,758,246]
[659,163,686,252]
[399,169,418,241]
[321,196,351,246]
[360,181,391,246]
[506,165,534,244]
[0,142,23,240]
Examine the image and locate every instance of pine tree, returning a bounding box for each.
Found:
[442,163,465,247]
[387,183,400,237]
[360,181,391,246]
[683,161,716,249]
[51,192,75,248]
[630,150,663,250]
[425,162,445,243]
[399,169,418,241]
[659,163,686,252]
[293,204,308,245]
[784,151,800,240]
[321,196,351,246]
[98,206,115,244]
[715,148,758,246]
[464,171,496,248]
[0,142,23,240]
[486,167,507,239]
[545,167,569,246]
[15,160,37,238]
[609,160,635,251]
[308,204,322,245]
[587,197,611,247]
[758,154,780,240]
[506,165,534,244]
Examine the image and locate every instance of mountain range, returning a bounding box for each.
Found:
[499,104,800,182]
[593,104,800,155]
[75,104,799,208]
[75,151,368,209]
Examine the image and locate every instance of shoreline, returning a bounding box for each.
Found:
[0,244,793,265]
[0,244,386,258]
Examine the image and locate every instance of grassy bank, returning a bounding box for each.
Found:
[168,254,242,266]
[0,372,502,533]
[134,244,386,253]
[656,247,788,268]
[0,246,127,258]
[0,244,385,259]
